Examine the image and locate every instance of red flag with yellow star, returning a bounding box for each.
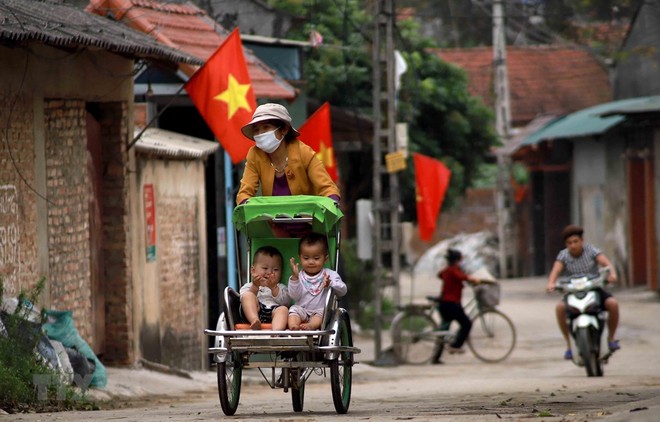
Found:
[414,153,451,242]
[184,28,255,164]
[298,102,338,181]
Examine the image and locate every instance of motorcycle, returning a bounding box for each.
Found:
[556,267,613,377]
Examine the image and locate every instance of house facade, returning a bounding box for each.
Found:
[514,0,660,290]
[87,0,304,354]
[516,96,659,290]
[132,128,218,370]
[436,45,612,276]
[0,0,204,366]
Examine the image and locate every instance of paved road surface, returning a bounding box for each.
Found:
[6,276,660,421]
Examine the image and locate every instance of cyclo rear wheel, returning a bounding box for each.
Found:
[217,350,242,415]
[467,309,516,363]
[330,311,353,414]
[390,310,438,365]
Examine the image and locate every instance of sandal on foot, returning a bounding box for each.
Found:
[608,340,620,351]
[564,349,573,360]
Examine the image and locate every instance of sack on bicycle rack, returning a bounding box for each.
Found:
[475,283,500,310]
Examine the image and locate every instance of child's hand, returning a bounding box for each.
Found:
[262,273,273,289]
[252,273,264,286]
[289,257,300,280]
[322,271,330,288]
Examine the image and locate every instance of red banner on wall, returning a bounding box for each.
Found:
[144,184,156,262]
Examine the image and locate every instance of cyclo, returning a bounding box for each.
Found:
[204,195,360,416]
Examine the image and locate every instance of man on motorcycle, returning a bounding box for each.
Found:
[545,224,620,360]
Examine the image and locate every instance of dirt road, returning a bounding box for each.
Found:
[7,277,660,421]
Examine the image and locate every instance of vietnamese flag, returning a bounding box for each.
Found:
[184,28,256,164]
[413,153,451,242]
[298,102,339,181]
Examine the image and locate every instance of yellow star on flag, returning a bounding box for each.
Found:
[214,74,252,119]
[316,140,335,167]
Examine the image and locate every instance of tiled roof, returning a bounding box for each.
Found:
[435,45,612,125]
[87,0,297,100]
[0,0,202,65]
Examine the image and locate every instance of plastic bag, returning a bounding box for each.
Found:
[42,309,107,388]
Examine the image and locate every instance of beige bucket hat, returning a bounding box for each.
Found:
[241,103,300,140]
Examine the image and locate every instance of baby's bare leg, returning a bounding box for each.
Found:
[288,314,302,330]
[271,306,288,330]
[300,315,322,330]
[240,292,261,330]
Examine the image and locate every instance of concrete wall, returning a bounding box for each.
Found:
[613,1,660,99]
[132,157,209,370]
[655,128,660,288]
[572,136,629,284]
[210,0,294,38]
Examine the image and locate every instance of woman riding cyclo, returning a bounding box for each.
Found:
[236,103,340,206]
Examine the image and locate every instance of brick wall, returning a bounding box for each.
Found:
[157,196,202,371]
[437,188,498,238]
[0,94,39,297]
[98,102,134,365]
[44,99,93,341]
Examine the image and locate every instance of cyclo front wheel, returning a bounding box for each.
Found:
[390,310,438,365]
[291,353,306,412]
[217,350,242,415]
[467,309,516,363]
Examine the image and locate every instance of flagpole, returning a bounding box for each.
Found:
[128,83,188,150]
[224,151,238,290]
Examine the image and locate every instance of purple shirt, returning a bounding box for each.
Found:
[272,174,292,196]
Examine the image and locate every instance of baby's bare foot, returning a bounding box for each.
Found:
[250,319,261,330]
[300,323,310,330]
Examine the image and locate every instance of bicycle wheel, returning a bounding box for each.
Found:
[391,312,438,365]
[467,310,516,363]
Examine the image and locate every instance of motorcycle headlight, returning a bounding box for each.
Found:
[573,277,588,290]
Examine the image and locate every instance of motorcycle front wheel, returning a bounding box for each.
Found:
[575,327,603,377]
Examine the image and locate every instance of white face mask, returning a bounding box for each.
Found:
[254,128,283,154]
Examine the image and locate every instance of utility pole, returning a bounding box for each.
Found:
[493,0,514,278]
[371,0,401,363]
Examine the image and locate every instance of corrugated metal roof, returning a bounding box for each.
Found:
[241,33,311,47]
[521,96,660,146]
[499,113,559,155]
[88,0,297,100]
[599,96,660,117]
[0,0,202,65]
[134,128,219,159]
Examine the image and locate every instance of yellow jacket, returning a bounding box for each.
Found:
[236,140,340,205]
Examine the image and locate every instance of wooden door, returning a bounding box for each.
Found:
[627,151,657,289]
[86,109,106,355]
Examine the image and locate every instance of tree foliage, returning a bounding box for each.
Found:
[270,0,498,218]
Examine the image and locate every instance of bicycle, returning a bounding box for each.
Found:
[390,281,516,364]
